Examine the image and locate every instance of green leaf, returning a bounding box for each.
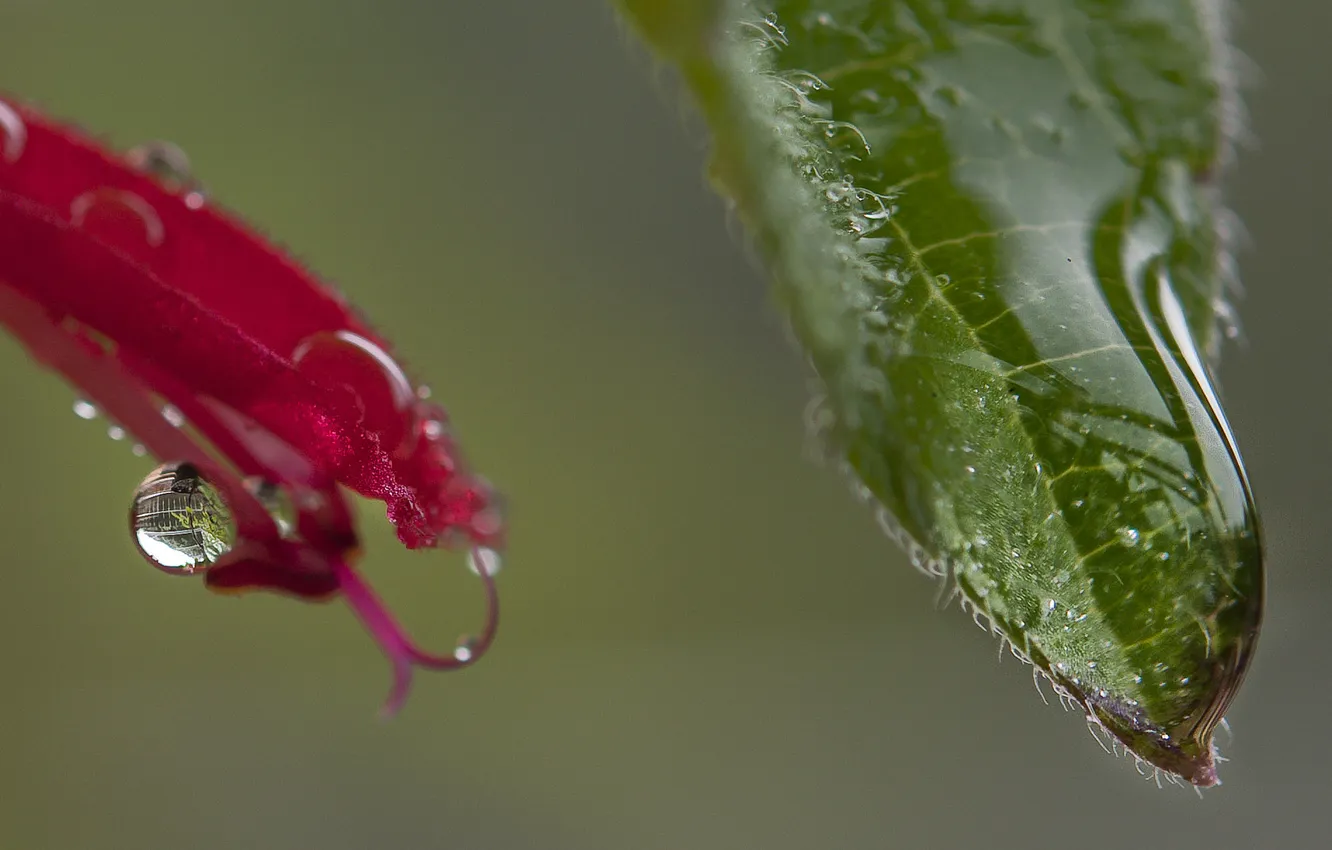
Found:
[615,0,1263,786]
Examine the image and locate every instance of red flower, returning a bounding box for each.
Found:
[0,95,502,714]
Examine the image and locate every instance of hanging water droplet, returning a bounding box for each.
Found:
[107,425,126,441]
[73,399,98,420]
[467,546,501,577]
[0,99,27,164]
[130,462,236,574]
[453,637,477,663]
[243,477,297,538]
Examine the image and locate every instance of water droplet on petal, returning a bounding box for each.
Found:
[73,399,98,420]
[0,99,27,164]
[125,140,206,208]
[243,477,297,537]
[161,404,186,428]
[292,330,419,455]
[70,188,165,251]
[130,462,236,574]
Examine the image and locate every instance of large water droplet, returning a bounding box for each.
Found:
[292,330,418,455]
[72,399,98,420]
[0,99,26,164]
[130,462,236,574]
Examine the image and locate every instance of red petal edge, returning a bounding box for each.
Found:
[0,94,503,713]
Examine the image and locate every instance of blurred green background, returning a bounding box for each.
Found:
[0,1,1327,848]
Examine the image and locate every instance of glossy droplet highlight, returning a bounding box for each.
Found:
[70,189,165,250]
[467,546,502,577]
[0,99,26,163]
[293,330,419,455]
[126,140,206,209]
[130,462,236,574]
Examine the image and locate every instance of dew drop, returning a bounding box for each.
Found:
[131,443,147,457]
[468,546,502,577]
[293,330,419,455]
[161,404,186,428]
[130,462,236,574]
[0,99,27,164]
[1118,526,1141,546]
[70,188,165,250]
[243,477,297,538]
[453,638,476,663]
[73,399,98,420]
[125,140,206,208]
[107,425,126,441]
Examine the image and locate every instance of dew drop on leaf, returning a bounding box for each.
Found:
[130,462,236,574]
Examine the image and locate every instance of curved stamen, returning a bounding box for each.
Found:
[333,547,500,717]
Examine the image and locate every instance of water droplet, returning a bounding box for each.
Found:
[0,99,27,164]
[161,404,186,428]
[70,188,165,250]
[416,385,432,400]
[131,443,147,457]
[468,546,501,577]
[243,477,297,537]
[453,638,476,663]
[130,462,236,574]
[73,399,98,420]
[1118,526,1140,546]
[293,330,419,455]
[107,425,126,441]
[1087,660,1097,669]
[125,140,206,207]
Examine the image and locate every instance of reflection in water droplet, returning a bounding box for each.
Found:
[467,546,501,577]
[70,188,165,248]
[73,399,98,420]
[130,462,236,574]
[0,99,27,163]
[243,477,297,537]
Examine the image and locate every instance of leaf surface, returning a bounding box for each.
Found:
[615,0,1263,785]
